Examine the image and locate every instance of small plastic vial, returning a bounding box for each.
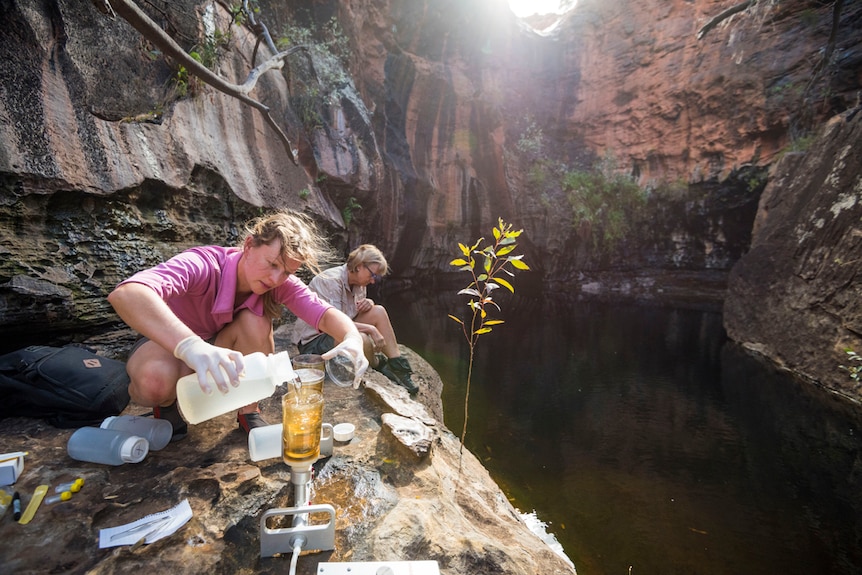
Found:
[101,415,173,451]
[44,491,72,505]
[55,478,84,493]
[67,427,149,466]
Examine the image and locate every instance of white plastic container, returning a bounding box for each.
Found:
[67,427,149,466]
[248,423,283,461]
[100,415,173,451]
[176,351,295,425]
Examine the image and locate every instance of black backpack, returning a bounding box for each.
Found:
[0,345,131,428]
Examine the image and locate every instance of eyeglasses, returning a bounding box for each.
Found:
[364,264,382,283]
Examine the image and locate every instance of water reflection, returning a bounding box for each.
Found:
[384,291,862,575]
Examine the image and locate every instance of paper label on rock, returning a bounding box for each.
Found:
[99,499,193,548]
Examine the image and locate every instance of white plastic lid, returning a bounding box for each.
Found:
[99,416,116,429]
[120,436,149,463]
[333,423,355,442]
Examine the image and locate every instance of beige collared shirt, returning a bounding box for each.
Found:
[292,264,366,345]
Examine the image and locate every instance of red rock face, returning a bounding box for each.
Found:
[556,0,821,183]
[335,0,860,281]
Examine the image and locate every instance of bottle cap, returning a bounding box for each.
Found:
[333,422,355,442]
[99,416,117,429]
[326,355,355,388]
[120,436,149,463]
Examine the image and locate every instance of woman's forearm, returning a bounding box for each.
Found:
[107,282,195,352]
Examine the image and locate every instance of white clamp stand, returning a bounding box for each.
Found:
[259,503,336,557]
[260,463,336,559]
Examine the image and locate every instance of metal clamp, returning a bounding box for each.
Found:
[260,504,336,558]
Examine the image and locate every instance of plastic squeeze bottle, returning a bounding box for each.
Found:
[100,415,173,451]
[175,351,295,425]
[67,427,149,465]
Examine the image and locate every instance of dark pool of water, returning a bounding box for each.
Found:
[383,291,862,575]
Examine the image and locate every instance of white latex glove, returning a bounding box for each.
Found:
[173,335,245,395]
[322,334,369,389]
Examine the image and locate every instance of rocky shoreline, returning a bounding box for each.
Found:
[0,327,575,574]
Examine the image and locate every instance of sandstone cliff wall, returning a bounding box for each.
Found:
[725,107,862,405]
[1,0,861,392]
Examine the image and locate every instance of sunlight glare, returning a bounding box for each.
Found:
[506,0,569,18]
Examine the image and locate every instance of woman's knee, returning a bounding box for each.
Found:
[127,361,182,406]
[126,341,186,406]
[217,309,274,351]
[359,304,391,327]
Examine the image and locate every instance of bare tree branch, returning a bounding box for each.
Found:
[818,0,844,72]
[103,0,304,165]
[696,0,756,40]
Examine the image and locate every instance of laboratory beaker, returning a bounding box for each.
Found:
[282,391,325,465]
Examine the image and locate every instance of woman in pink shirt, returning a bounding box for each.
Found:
[108,211,367,440]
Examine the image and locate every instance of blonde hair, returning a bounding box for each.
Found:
[346,244,389,276]
[242,210,335,318]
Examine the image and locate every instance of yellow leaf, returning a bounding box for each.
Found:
[485,320,504,325]
[448,314,464,325]
[450,258,468,266]
[475,327,492,335]
[495,276,514,292]
[510,258,530,270]
[459,242,470,256]
[497,244,516,256]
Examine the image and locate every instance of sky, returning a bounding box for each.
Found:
[506,0,570,18]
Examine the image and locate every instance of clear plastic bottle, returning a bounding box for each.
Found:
[175,351,295,425]
[100,415,173,451]
[67,427,149,465]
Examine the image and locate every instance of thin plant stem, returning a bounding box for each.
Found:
[449,218,530,472]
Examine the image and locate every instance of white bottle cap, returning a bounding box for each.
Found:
[333,422,355,442]
[99,416,117,429]
[120,436,149,463]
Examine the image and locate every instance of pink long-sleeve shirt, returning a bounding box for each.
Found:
[118,246,331,339]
